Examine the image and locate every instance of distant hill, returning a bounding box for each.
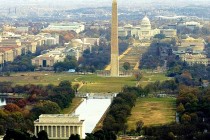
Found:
[0,0,210,9]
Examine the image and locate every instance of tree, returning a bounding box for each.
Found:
[154,34,166,39]
[16,99,27,108]
[3,129,32,140]
[4,103,21,112]
[123,62,131,70]
[177,103,185,113]
[69,134,80,140]
[134,72,142,81]
[37,130,49,140]
[136,120,144,134]
[31,100,61,119]
[0,125,4,135]
[168,132,175,140]
[181,114,191,124]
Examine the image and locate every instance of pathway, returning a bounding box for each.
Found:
[105,46,148,71]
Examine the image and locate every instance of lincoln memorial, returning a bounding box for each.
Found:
[34,114,85,139]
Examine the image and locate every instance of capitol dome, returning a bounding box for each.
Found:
[141,16,151,30]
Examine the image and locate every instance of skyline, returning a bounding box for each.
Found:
[0,0,210,9]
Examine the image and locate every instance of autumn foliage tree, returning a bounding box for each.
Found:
[4,103,21,112]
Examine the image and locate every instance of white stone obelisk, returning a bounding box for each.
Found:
[110,0,119,77]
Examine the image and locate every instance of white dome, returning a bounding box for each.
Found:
[141,16,151,30]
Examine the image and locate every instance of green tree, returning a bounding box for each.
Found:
[0,125,4,135]
[37,130,49,140]
[31,100,61,119]
[69,134,80,140]
[134,72,142,81]
[154,34,166,40]
[123,62,131,70]
[177,103,185,113]
[181,114,191,124]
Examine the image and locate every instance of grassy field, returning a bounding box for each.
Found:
[0,72,79,85]
[127,98,176,130]
[139,72,171,87]
[0,71,170,93]
[0,72,137,93]
[78,75,137,93]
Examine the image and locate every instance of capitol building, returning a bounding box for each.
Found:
[118,16,160,41]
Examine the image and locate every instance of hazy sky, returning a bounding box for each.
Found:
[0,0,210,8]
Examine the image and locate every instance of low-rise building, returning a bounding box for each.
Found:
[176,37,205,54]
[82,38,100,46]
[15,27,29,33]
[173,37,208,66]
[180,53,209,66]
[34,114,85,139]
[161,29,177,38]
[0,48,14,62]
[42,22,85,33]
[32,48,65,69]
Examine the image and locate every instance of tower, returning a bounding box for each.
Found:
[110,0,119,77]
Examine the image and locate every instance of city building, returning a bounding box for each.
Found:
[0,45,25,68]
[82,38,100,46]
[42,22,85,33]
[15,26,29,33]
[180,53,209,66]
[34,114,85,139]
[181,21,203,30]
[36,33,60,46]
[161,29,177,38]
[176,37,205,54]
[173,37,208,66]
[167,20,203,30]
[31,48,65,69]
[118,16,160,41]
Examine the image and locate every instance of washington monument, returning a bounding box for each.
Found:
[110,0,119,77]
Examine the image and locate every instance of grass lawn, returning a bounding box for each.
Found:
[139,72,171,87]
[79,75,137,93]
[0,71,171,93]
[0,72,79,85]
[0,72,137,93]
[61,98,83,114]
[127,98,176,130]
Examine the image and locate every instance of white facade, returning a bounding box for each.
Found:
[118,16,160,40]
[43,23,85,33]
[34,114,85,139]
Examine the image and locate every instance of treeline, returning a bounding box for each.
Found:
[102,86,148,133]
[2,53,36,72]
[3,129,49,140]
[1,44,59,73]
[85,130,116,140]
[176,85,210,124]
[167,58,210,86]
[53,56,78,72]
[143,124,210,140]
[0,81,75,134]
[141,37,210,87]
[144,80,178,94]
[140,85,210,139]
[140,38,176,69]
[3,129,117,140]
[79,39,129,71]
